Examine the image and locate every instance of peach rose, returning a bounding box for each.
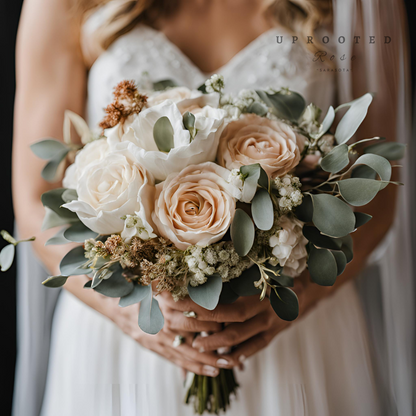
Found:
[217,114,303,178]
[152,162,240,250]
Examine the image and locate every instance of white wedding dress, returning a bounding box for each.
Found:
[13,2,415,416]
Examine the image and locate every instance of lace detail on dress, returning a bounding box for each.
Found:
[87,24,334,129]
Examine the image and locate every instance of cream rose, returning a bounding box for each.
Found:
[147,87,197,107]
[63,139,110,190]
[107,100,226,181]
[63,150,155,235]
[217,114,303,178]
[152,162,240,250]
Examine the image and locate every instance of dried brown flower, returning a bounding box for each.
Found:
[98,80,148,131]
[105,235,123,255]
[129,237,160,262]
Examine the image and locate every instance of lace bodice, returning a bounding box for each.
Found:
[86,17,335,128]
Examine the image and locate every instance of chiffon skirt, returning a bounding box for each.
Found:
[40,280,381,416]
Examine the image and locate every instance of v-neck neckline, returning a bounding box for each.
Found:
[140,24,280,78]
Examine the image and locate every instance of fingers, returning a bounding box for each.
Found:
[192,311,272,352]
[164,308,222,333]
[160,293,269,323]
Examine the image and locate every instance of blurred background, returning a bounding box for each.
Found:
[0,1,415,414]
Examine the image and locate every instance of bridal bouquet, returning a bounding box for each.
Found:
[2,75,404,414]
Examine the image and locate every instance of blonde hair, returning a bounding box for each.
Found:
[75,0,332,65]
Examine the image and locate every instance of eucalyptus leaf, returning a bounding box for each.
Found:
[0,244,15,272]
[351,165,377,179]
[257,89,306,122]
[91,271,103,289]
[354,212,372,228]
[41,188,79,221]
[138,291,164,334]
[229,266,261,296]
[84,280,92,288]
[45,227,70,246]
[311,194,356,238]
[240,164,260,202]
[353,154,391,183]
[188,274,222,310]
[331,250,347,276]
[335,93,373,144]
[340,235,354,263]
[270,287,299,321]
[119,283,152,307]
[42,208,75,231]
[30,139,68,160]
[41,149,69,182]
[153,116,174,152]
[338,178,381,206]
[295,194,313,222]
[266,265,294,287]
[153,79,178,91]
[183,111,196,138]
[246,102,268,117]
[61,188,78,203]
[93,267,134,298]
[42,275,68,288]
[308,246,338,286]
[315,106,335,139]
[251,188,274,231]
[364,142,405,160]
[219,283,239,304]
[60,245,90,276]
[64,222,98,243]
[231,209,255,256]
[320,144,349,173]
[302,226,342,250]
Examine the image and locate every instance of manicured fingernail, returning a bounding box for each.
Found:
[216,358,229,368]
[239,355,246,363]
[200,331,209,337]
[203,365,219,377]
[199,347,205,353]
[217,347,231,355]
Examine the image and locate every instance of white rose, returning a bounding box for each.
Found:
[147,87,197,107]
[107,100,226,181]
[62,139,109,189]
[269,215,308,277]
[63,150,155,235]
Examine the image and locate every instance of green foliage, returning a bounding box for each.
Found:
[313,106,335,139]
[240,163,268,202]
[302,226,342,250]
[30,139,68,160]
[60,246,89,276]
[364,142,405,160]
[231,209,255,256]
[251,188,273,231]
[0,244,15,272]
[183,112,197,139]
[354,212,372,228]
[338,178,381,206]
[41,149,69,182]
[246,102,268,117]
[64,222,98,243]
[153,79,178,91]
[295,194,313,223]
[270,287,299,321]
[45,228,70,246]
[335,93,373,144]
[119,283,151,307]
[41,188,79,222]
[93,266,134,298]
[153,116,175,152]
[320,144,349,173]
[229,266,261,296]
[331,250,347,276]
[42,275,68,288]
[188,274,223,310]
[218,283,239,304]
[311,194,356,238]
[256,89,306,123]
[308,245,338,286]
[138,290,164,334]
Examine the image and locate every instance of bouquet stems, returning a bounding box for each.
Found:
[184,369,239,414]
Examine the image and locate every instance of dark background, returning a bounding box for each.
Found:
[0,1,415,415]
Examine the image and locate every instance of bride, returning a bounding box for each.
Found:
[12,0,414,415]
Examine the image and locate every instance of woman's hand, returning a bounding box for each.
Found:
[109,296,223,377]
[158,272,335,369]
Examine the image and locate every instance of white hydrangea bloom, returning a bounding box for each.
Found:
[121,211,157,243]
[269,215,307,277]
[205,74,225,93]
